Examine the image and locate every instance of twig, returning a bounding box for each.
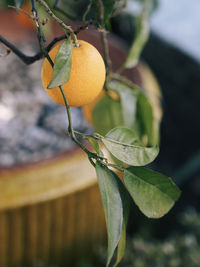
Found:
[8,5,48,26]
[36,0,79,46]
[32,0,46,46]
[0,34,42,64]
[97,0,112,76]
[109,72,141,90]
[0,21,99,65]
[97,0,104,25]
[82,1,93,21]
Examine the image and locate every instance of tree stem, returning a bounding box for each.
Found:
[36,0,79,46]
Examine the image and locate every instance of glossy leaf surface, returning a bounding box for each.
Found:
[137,92,154,145]
[108,80,138,129]
[114,177,130,267]
[124,167,181,218]
[92,95,123,135]
[102,127,159,166]
[48,38,73,89]
[96,162,123,267]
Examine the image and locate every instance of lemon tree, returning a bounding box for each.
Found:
[0,0,180,266]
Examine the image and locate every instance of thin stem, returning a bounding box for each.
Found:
[8,5,48,25]
[109,72,141,90]
[82,2,93,21]
[59,86,106,161]
[101,31,112,76]
[0,21,99,65]
[73,130,100,140]
[36,0,79,46]
[106,163,124,172]
[32,0,46,49]
[97,0,104,24]
[0,34,42,64]
[97,0,112,76]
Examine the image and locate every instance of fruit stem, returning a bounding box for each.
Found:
[36,0,79,47]
[58,86,107,162]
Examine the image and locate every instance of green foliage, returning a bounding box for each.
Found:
[88,137,100,154]
[108,81,138,129]
[93,79,159,146]
[102,127,159,166]
[48,38,73,89]
[136,92,155,146]
[124,167,181,218]
[92,95,124,135]
[123,10,149,69]
[114,178,130,267]
[101,0,115,25]
[95,162,123,267]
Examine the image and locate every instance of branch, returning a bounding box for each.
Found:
[97,0,112,75]
[0,35,42,64]
[36,0,78,46]
[8,5,49,25]
[0,21,98,65]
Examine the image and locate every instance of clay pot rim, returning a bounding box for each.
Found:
[0,145,82,174]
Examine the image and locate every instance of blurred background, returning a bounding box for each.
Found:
[0,0,200,266]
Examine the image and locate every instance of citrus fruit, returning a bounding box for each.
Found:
[41,40,106,107]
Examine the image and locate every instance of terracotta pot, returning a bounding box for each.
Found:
[0,11,162,267]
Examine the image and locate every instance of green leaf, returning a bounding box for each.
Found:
[14,0,24,8]
[114,221,126,267]
[124,167,181,218]
[108,80,138,129]
[114,177,130,267]
[124,12,149,68]
[48,38,73,89]
[96,162,123,267]
[88,137,100,154]
[92,95,123,135]
[102,127,159,166]
[137,92,154,146]
[102,0,115,24]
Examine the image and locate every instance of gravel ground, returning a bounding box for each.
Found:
[0,44,91,167]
